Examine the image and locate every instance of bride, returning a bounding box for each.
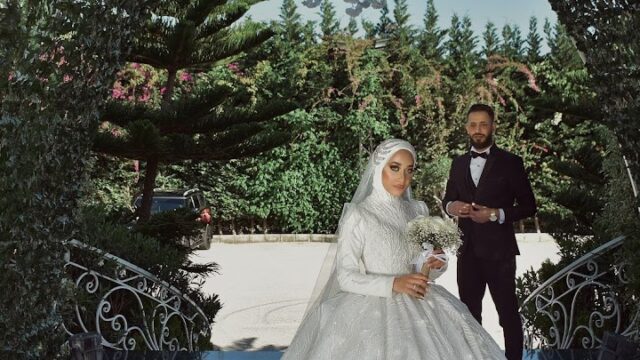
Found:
[282,139,506,360]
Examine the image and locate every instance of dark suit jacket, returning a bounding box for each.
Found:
[442,146,537,260]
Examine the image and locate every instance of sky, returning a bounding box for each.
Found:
[245,0,558,50]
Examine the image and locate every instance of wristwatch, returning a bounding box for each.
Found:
[489,210,498,222]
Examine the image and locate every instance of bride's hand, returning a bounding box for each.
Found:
[426,249,446,269]
[393,273,429,299]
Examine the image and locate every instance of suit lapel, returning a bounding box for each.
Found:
[476,146,499,192]
[461,153,475,194]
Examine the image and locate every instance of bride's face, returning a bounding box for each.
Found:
[381,149,415,197]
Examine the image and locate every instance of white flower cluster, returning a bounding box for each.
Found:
[407,215,462,251]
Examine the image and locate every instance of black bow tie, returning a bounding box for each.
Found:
[471,151,488,159]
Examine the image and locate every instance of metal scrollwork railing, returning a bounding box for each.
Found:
[63,239,211,351]
[520,236,639,350]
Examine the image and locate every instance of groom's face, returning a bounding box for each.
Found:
[466,111,495,150]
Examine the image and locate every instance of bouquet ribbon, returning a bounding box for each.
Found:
[411,244,449,274]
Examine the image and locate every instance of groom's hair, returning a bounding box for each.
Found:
[467,103,495,123]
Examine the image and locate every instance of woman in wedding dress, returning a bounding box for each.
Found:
[282,139,507,360]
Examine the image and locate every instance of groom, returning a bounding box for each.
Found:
[442,103,536,360]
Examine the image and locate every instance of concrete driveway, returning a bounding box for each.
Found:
[192,234,559,351]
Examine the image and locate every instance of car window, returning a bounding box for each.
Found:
[191,194,200,209]
[148,197,186,214]
[185,196,196,210]
[197,193,206,207]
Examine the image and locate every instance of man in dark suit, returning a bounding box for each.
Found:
[442,103,537,360]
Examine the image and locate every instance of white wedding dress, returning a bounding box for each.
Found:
[282,139,506,360]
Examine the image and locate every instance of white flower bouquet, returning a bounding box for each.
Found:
[407,215,462,278]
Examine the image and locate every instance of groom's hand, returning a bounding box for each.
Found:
[469,203,494,224]
[448,201,472,218]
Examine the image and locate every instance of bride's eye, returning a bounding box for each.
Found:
[390,165,400,172]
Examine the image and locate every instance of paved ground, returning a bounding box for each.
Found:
[192,234,560,351]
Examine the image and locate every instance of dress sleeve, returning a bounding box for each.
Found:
[336,209,395,298]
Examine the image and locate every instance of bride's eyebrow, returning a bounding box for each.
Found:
[388,161,414,168]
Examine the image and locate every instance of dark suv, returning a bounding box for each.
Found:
[133,188,213,250]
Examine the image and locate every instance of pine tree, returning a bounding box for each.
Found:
[392,0,414,47]
[418,0,447,60]
[501,23,524,60]
[280,0,304,43]
[375,3,394,38]
[362,19,376,39]
[95,1,297,220]
[319,0,340,38]
[526,16,543,63]
[346,17,358,36]
[543,18,557,55]
[549,22,583,69]
[445,14,478,76]
[482,21,500,59]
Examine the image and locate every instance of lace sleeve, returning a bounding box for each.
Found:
[336,209,395,298]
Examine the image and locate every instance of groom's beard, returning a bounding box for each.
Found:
[469,132,494,149]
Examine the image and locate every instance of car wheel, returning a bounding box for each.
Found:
[198,223,212,250]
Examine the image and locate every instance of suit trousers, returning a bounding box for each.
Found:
[457,249,523,360]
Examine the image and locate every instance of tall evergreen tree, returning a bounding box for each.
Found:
[375,3,394,38]
[280,0,304,43]
[392,0,414,47]
[362,18,376,39]
[548,21,583,69]
[482,21,500,59]
[526,16,543,63]
[418,0,447,60]
[501,23,524,60]
[319,0,340,38]
[346,17,358,36]
[96,1,297,220]
[543,18,557,56]
[445,14,478,76]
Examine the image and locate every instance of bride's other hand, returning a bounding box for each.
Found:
[426,249,446,269]
[393,273,429,299]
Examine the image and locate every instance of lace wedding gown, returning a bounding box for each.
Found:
[282,190,506,360]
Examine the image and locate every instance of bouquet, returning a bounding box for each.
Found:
[406,215,462,279]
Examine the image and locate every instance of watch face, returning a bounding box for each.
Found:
[490,212,497,221]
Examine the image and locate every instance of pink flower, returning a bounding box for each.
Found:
[415,95,422,107]
[63,74,72,83]
[112,82,125,99]
[179,72,192,82]
[528,78,541,93]
[8,72,14,81]
[57,56,67,67]
[160,87,167,95]
[130,63,141,69]
[518,65,540,93]
[499,96,506,106]
[227,62,244,76]
[139,87,151,102]
[133,160,139,172]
